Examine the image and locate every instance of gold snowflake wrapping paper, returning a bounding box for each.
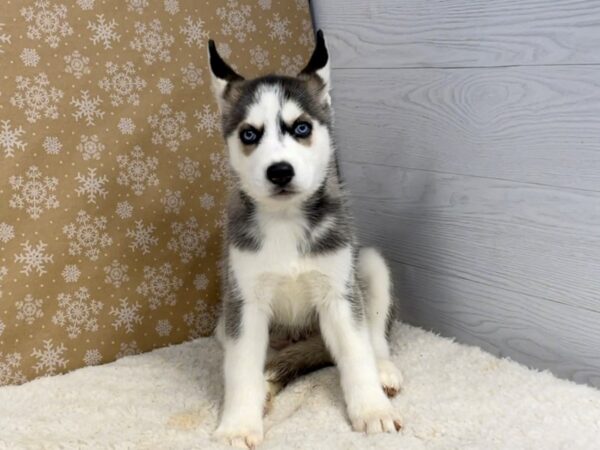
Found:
[0,0,314,386]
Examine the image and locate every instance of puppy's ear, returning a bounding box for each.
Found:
[299,30,331,104]
[208,40,244,110]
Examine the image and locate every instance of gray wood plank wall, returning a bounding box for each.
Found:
[311,0,600,387]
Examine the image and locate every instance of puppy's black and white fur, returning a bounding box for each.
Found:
[209,31,403,448]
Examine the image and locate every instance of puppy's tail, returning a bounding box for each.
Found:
[264,334,332,401]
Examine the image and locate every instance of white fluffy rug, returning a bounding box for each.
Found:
[2,321,600,449]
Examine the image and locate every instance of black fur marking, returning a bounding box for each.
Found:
[345,277,365,322]
[208,40,243,82]
[221,76,332,137]
[227,189,262,251]
[223,270,244,339]
[302,181,352,255]
[300,30,328,76]
[310,226,351,254]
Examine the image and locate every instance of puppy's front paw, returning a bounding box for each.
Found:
[214,424,263,449]
[349,401,403,434]
[377,359,403,398]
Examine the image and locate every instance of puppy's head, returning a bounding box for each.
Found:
[208,31,333,207]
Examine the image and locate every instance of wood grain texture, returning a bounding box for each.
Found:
[342,160,600,313]
[389,260,600,387]
[331,67,600,191]
[312,0,600,385]
[312,0,600,68]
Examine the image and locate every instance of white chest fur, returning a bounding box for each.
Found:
[229,209,353,327]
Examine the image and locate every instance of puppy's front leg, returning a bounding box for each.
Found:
[215,301,269,449]
[319,292,402,434]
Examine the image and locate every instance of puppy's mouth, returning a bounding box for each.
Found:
[270,187,297,198]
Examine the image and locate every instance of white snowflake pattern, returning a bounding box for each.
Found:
[164,0,179,15]
[184,301,217,338]
[31,339,68,375]
[43,136,62,155]
[116,145,159,195]
[267,13,291,44]
[157,77,173,95]
[178,156,200,183]
[181,63,203,89]
[115,201,133,219]
[193,273,209,291]
[194,105,219,136]
[104,260,129,287]
[126,220,158,254]
[295,0,307,10]
[87,14,120,49]
[14,240,53,276]
[209,151,229,182]
[76,0,95,10]
[10,73,63,123]
[147,104,191,152]
[20,48,39,67]
[118,117,136,135]
[0,352,27,385]
[279,54,304,75]
[0,319,4,336]
[9,166,59,219]
[155,319,172,337]
[99,61,146,106]
[0,120,27,158]
[116,341,140,358]
[199,193,215,210]
[0,23,10,54]
[75,168,108,203]
[168,217,209,263]
[0,266,6,300]
[64,50,91,79]
[215,210,227,230]
[216,0,256,43]
[217,42,232,59]
[71,90,104,126]
[0,223,15,243]
[180,16,208,48]
[130,20,174,65]
[258,0,272,10]
[299,19,312,47]
[20,1,73,48]
[83,349,102,366]
[127,0,148,14]
[110,297,142,333]
[250,45,270,70]
[61,264,81,283]
[63,210,112,261]
[77,134,105,161]
[53,287,103,339]
[161,189,184,214]
[16,294,44,324]
[137,263,183,310]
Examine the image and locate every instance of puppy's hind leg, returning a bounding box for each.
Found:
[358,247,403,398]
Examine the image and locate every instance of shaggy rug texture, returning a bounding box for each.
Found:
[1,321,600,449]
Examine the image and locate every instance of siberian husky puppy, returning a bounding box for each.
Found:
[208,30,403,448]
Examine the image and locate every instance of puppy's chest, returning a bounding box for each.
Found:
[231,215,348,324]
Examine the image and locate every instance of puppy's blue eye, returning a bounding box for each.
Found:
[240,128,259,145]
[293,121,312,138]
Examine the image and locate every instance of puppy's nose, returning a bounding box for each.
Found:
[266,162,295,187]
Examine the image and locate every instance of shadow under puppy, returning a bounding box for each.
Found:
[208,30,403,449]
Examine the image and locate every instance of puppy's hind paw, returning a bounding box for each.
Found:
[377,359,403,398]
